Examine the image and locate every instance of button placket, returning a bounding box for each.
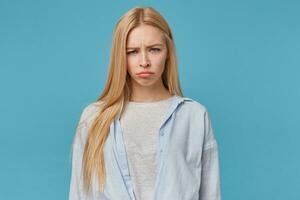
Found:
[115,119,136,200]
[159,130,164,153]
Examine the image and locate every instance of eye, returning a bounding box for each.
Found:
[150,48,161,52]
[126,50,137,55]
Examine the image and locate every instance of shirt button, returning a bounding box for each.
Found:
[160,131,164,136]
[160,149,163,152]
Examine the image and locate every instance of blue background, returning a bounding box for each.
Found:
[0,0,299,199]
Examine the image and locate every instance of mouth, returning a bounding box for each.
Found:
[136,71,154,78]
[136,71,154,75]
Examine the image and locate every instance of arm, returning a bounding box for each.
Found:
[68,103,104,200]
[68,122,88,200]
[199,110,221,200]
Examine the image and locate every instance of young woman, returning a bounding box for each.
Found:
[69,6,221,200]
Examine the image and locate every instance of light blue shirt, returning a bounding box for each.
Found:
[69,95,221,200]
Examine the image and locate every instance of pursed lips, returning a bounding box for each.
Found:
[136,71,154,75]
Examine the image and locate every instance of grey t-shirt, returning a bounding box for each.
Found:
[119,96,174,200]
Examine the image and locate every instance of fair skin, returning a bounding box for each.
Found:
[126,24,172,102]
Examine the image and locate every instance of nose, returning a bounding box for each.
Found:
[139,51,150,68]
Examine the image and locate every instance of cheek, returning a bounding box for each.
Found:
[152,54,167,69]
[127,55,140,65]
[126,57,135,73]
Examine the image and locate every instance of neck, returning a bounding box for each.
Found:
[129,79,172,102]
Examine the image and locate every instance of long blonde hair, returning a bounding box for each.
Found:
[82,6,183,194]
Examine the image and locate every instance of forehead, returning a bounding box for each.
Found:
[126,25,165,46]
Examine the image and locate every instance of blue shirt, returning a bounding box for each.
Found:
[69,95,221,200]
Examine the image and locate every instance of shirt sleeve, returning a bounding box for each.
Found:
[68,123,88,200]
[199,110,221,200]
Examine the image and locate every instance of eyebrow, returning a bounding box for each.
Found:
[126,43,164,49]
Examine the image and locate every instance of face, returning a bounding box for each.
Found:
[126,24,168,88]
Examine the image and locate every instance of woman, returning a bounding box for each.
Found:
[69,6,221,200]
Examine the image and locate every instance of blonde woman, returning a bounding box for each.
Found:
[69,6,221,200]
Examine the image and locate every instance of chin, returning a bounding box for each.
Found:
[134,78,158,87]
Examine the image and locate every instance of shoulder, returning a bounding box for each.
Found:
[180,96,208,116]
[72,101,105,147]
[77,100,105,127]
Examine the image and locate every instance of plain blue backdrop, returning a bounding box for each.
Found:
[0,0,299,199]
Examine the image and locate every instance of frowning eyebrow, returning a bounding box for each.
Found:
[126,43,164,49]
